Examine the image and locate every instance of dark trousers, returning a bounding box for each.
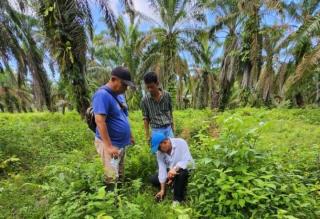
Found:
[150,169,189,202]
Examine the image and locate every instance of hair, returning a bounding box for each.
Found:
[143,72,158,84]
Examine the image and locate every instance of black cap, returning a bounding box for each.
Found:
[111,66,136,88]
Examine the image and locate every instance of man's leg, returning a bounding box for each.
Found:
[173,169,189,202]
[152,127,174,139]
[117,149,125,187]
[94,138,117,190]
[149,172,160,188]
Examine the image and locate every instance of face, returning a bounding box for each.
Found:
[113,77,128,94]
[159,139,171,153]
[145,82,159,96]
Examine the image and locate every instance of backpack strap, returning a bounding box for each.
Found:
[101,86,127,112]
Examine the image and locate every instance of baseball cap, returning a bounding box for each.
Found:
[151,132,167,154]
[111,66,136,88]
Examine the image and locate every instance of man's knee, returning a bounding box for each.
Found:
[177,169,189,179]
[149,173,160,187]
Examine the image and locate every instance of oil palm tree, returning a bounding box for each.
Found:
[0,70,32,112]
[37,0,134,116]
[0,0,52,111]
[204,0,242,110]
[282,0,320,102]
[92,16,146,109]
[187,31,219,109]
[138,0,206,90]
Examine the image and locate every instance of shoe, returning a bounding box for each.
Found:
[104,182,115,192]
[172,201,180,207]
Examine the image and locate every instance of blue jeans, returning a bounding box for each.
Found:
[151,126,174,138]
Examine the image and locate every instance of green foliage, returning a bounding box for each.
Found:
[188,109,320,218]
[0,154,20,176]
[0,108,319,218]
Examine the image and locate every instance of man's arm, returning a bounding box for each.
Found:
[130,131,135,145]
[156,153,167,199]
[155,183,166,200]
[143,119,150,142]
[174,139,194,170]
[95,114,119,157]
[141,99,151,142]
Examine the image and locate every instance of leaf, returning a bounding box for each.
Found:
[218,194,226,202]
[225,150,238,158]
[200,157,212,165]
[214,160,220,167]
[97,213,113,219]
[96,186,106,199]
[178,215,190,219]
[222,184,232,191]
[239,199,245,207]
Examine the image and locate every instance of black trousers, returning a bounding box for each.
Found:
[150,169,189,202]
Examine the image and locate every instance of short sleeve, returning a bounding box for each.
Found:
[93,91,110,115]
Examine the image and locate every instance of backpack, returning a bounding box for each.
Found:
[85,106,96,132]
[85,87,127,133]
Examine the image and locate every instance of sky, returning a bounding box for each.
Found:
[88,0,301,67]
[5,0,308,80]
[89,0,158,34]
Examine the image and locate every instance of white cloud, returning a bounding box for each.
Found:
[109,0,119,17]
[132,0,162,26]
[8,0,35,16]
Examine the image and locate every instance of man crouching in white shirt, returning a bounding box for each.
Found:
[150,132,195,205]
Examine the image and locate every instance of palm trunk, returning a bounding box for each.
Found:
[241,8,262,93]
[196,71,209,109]
[219,34,239,110]
[176,75,184,109]
[67,62,90,118]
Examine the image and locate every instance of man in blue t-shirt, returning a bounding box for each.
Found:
[92,66,136,188]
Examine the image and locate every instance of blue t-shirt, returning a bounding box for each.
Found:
[92,86,131,148]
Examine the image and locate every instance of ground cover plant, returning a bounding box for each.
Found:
[0,108,319,218]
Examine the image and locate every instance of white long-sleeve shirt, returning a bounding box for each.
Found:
[157,138,195,183]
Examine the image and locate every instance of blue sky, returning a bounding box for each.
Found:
[88,0,301,68]
[89,0,157,34]
[5,0,307,81]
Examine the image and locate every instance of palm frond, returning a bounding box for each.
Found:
[285,43,320,91]
[97,0,117,38]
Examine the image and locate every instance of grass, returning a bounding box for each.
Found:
[0,108,319,218]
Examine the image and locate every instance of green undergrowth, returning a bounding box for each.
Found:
[0,108,319,218]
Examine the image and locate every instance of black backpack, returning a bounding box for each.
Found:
[85,87,127,133]
[85,106,96,132]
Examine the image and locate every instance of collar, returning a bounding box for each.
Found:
[168,138,176,156]
[103,85,117,96]
[149,89,165,102]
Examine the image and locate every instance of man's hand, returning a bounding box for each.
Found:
[130,135,135,145]
[106,145,120,158]
[168,168,178,179]
[143,119,150,145]
[155,190,165,201]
